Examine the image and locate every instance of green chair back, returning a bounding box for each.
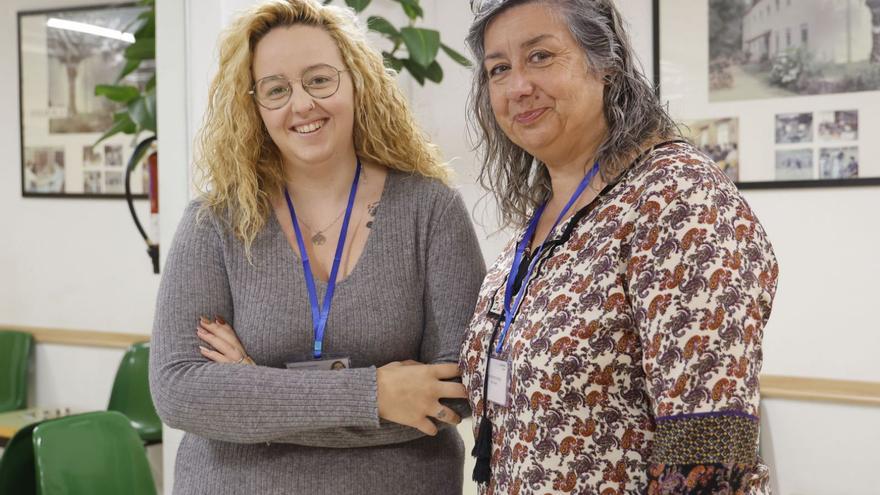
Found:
[32,411,156,495]
[0,330,32,412]
[0,422,40,495]
[107,342,161,444]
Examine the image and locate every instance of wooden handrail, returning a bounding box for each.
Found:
[3,325,879,406]
[1,325,148,349]
[760,375,880,407]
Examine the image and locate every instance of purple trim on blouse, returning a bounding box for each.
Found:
[655,410,759,423]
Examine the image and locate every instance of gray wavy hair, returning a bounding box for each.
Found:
[467,0,679,229]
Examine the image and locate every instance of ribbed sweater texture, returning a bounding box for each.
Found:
[149,170,486,494]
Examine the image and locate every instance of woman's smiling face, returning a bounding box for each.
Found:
[252,24,355,169]
[483,2,606,166]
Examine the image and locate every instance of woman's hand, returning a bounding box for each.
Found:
[196,316,255,365]
[376,361,467,436]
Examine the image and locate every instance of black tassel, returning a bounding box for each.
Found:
[471,417,493,483]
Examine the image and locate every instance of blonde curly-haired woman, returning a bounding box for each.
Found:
[148,1,485,493]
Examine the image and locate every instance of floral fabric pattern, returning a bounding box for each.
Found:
[460,142,778,494]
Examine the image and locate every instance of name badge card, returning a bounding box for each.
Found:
[486,357,510,406]
[286,355,351,371]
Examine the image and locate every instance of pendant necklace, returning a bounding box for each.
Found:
[291,166,364,246]
[298,209,345,246]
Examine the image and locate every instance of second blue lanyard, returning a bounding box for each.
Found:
[496,161,601,355]
[284,158,362,359]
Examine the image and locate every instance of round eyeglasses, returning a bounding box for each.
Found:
[249,64,348,110]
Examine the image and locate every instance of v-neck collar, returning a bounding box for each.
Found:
[270,169,398,287]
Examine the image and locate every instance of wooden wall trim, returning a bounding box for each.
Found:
[3,325,879,406]
[2,325,149,349]
[760,375,880,407]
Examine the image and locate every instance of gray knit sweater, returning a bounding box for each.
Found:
[149,170,486,495]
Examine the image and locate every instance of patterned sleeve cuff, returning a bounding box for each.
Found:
[647,463,755,494]
[647,411,766,494]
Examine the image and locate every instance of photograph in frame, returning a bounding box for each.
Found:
[682,117,740,182]
[18,3,152,198]
[775,148,814,180]
[656,0,880,189]
[819,146,859,178]
[775,112,813,144]
[816,110,859,141]
[709,0,880,102]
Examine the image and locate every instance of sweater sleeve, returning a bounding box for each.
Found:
[422,190,486,420]
[149,202,380,444]
[626,183,778,494]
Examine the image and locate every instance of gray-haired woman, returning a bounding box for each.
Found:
[459,1,779,493]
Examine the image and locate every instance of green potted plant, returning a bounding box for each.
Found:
[326,0,471,84]
[93,0,158,273]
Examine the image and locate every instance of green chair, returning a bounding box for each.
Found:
[0,330,33,412]
[0,422,40,495]
[32,411,157,495]
[107,342,162,444]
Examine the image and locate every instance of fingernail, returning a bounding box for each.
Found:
[197,328,206,335]
[215,315,226,325]
[200,316,210,324]
[199,346,208,352]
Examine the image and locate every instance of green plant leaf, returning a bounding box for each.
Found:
[95,84,140,103]
[396,0,423,19]
[344,0,371,12]
[382,51,404,72]
[441,43,472,67]
[400,27,439,67]
[367,16,400,40]
[125,37,155,61]
[127,97,149,131]
[134,14,155,39]
[95,112,136,145]
[424,60,443,83]
[127,91,157,133]
[95,1,157,142]
[143,89,157,133]
[116,58,141,83]
[401,58,426,85]
[128,137,153,170]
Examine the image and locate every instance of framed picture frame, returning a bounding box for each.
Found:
[654,0,880,189]
[17,3,152,198]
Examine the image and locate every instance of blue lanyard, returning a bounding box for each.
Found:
[495,161,601,355]
[284,158,361,359]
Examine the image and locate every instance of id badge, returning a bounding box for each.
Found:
[486,357,510,407]
[285,355,352,371]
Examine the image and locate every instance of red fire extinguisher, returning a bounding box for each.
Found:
[125,136,159,274]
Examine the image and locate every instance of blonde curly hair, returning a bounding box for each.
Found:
[196,0,449,253]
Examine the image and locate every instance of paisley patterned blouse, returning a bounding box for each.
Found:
[460,141,778,494]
